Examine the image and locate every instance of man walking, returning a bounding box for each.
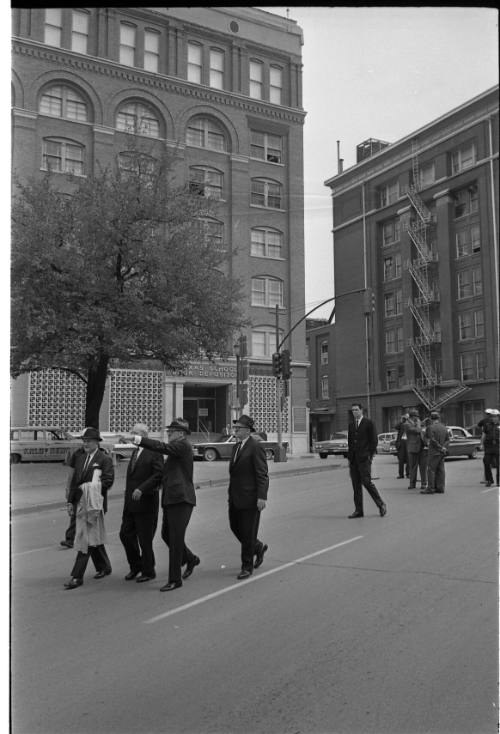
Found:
[422,412,449,494]
[347,402,387,518]
[228,414,269,579]
[119,423,164,583]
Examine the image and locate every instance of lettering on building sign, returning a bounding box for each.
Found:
[166,361,237,379]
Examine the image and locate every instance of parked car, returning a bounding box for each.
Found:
[377,432,397,454]
[192,434,288,462]
[313,431,349,459]
[10,426,81,464]
[445,426,481,458]
[69,430,135,461]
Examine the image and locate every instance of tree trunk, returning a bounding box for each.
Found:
[84,353,109,429]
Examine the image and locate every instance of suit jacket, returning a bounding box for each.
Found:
[404,419,425,453]
[347,417,378,463]
[123,447,163,514]
[228,435,269,510]
[67,447,114,513]
[425,422,449,457]
[139,436,196,507]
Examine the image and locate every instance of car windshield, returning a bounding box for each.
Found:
[332,433,347,440]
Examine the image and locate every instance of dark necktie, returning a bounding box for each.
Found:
[233,443,240,461]
[130,449,138,471]
[82,453,91,478]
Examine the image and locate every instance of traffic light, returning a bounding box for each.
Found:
[281,349,291,380]
[272,352,281,377]
[363,287,376,314]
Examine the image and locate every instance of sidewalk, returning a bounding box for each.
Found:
[11,454,344,514]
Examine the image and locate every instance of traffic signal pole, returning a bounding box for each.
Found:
[275,305,284,460]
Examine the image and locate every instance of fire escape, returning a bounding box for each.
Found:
[406,142,470,411]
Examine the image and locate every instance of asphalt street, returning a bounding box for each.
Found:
[10,454,498,734]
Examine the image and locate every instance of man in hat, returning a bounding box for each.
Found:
[422,411,449,494]
[64,428,115,589]
[481,409,500,487]
[228,414,269,579]
[405,408,428,490]
[130,418,199,591]
[119,423,164,583]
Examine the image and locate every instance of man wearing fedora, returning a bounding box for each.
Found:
[131,418,199,591]
[64,428,115,589]
[228,414,269,580]
[481,408,500,487]
[119,423,164,583]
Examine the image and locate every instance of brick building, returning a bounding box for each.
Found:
[324,86,499,432]
[305,319,336,445]
[11,6,309,452]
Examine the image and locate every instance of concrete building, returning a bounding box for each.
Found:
[11,6,309,452]
[324,86,499,432]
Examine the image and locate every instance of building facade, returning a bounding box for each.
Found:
[305,319,336,445]
[11,6,309,451]
[324,86,499,432]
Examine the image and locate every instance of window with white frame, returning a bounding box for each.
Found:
[251,277,283,308]
[251,179,282,209]
[385,330,395,354]
[72,10,89,54]
[386,365,404,390]
[451,142,475,174]
[250,228,283,258]
[249,60,263,99]
[474,310,484,338]
[457,270,472,300]
[381,218,400,246]
[250,131,283,163]
[189,166,223,199]
[456,224,481,257]
[472,267,482,296]
[144,30,160,73]
[199,217,224,250]
[251,327,282,357]
[460,351,485,381]
[320,376,329,400]
[187,42,202,84]
[454,184,478,218]
[209,49,224,89]
[269,66,283,104]
[320,341,328,365]
[396,326,404,352]
[458,312,472,340]
[39,85,88,122]
[419,161,435,188]
[116,101,160,138]
[44,8,62,46]
[186,116,227,152]
[379,180,399,207]
[384,289,402,317]
[120,24,136,66]
[383,253,402,281]
[42,138,85,175]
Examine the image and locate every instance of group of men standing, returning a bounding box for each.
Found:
[61,415,269,591]
[393,409,449,494]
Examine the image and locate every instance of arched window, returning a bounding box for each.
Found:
[251,276,283,308]
[251,178,282,209]
[186,116,227,152]
[42,138,85,175]
[116,101,161,138]
[189,166,223,199]
[251,227,283,258]
[39,85,89,122]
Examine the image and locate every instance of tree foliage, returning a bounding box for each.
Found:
[11,146,245,426]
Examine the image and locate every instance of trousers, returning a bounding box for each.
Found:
[427,453,445,491]
[161,503,195,584]
[349,457,383,513]
[70,545,111,580]
[228,503,263,572]
[120,511,158,577]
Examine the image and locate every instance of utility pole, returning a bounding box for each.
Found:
[275,304,284,460]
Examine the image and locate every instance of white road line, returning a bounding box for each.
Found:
[143,535,364,624]
[480,485,499,494]
[13,529,122,557]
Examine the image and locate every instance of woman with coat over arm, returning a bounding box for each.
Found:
[131,418,199,591]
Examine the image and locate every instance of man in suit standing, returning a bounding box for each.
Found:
[422,411,449,494]
[228,414,269,580]
[394,412,410,479]
[347,402,387,518]
[405,408,428,490]
[119,423,164,583]
[131,418,199,592]
[64,427,115,589]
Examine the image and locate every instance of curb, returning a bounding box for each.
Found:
[11,462,343,516]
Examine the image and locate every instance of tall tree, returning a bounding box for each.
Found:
[11,148,245,427]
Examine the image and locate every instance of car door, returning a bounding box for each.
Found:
[22,429,48,461]
[447,427,468,457]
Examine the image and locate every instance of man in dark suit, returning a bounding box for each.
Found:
[228,414,269,580]
[119,423,164,583]
[131,418,199,592]
[64,427,115,589]
[347,402,387,518]
[394,412,410,479]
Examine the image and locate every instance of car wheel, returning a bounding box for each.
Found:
[319,453,328,459]
[468,448,478,459]
[203,448,218,462]
[10,454,21,464]
[264,448,274,460]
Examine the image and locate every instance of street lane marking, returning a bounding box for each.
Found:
[143,535,363,624]
[480,486,499,494]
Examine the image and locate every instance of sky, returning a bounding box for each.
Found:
[260,6,499,318]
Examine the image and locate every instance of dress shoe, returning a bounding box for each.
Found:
[136,574,155,583]
[254,543,268,569]
[408,485,416,490]
[94,570,111,579]
[160,581,182,592]
[182,555,200,579]
[348,511,364,518]
[379,502,387,517]
[125,571,139,580]
[60,540,73,549]
[237,569,253,580]
[64,578,82,590]
[420,488,434,494]
[397,475,404,479]
[485,481,493,487]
